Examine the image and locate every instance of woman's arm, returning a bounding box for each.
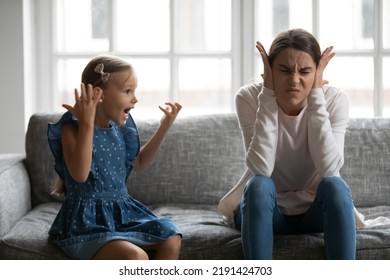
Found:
[243,41,279,177]
[133,102,182,173]
[245,87,279,177]
[308,88,349,177]
[235,86,258,152]
[308,46,349,177]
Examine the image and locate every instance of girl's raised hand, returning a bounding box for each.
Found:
[256,41,273,90]
[158,102,182,128]
[313,46,336,89]
[62,83,102,125]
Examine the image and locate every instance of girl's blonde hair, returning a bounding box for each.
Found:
[51,55,133,196]
[52,178,66,196]
[82,54,133,88]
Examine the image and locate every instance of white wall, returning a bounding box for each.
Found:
[0,0,34,154]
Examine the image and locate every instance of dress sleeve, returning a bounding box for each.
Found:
[47,111,77,181]
[120,114,140,180]
[241,85,279,177]
[307,87,349,177]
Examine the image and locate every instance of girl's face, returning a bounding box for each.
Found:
[97,69,138,127]
[272,47,316,116]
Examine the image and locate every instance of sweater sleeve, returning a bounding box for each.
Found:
[242,86,279,177]
[235,87,257,152]
[307,87,349,178]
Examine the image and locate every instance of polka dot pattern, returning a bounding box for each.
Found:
[47,112,181,259]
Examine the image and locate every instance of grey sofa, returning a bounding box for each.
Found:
[1,113,390,259]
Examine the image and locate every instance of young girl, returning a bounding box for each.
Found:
[48,55,182,260]
[219,29,356,259]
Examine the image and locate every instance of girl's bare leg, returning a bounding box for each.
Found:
[92,240,149,260]
[145,235,182,260]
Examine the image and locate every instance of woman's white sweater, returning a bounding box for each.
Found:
[218,83,389,229]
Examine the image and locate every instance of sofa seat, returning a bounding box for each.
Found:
[2,201,390,259]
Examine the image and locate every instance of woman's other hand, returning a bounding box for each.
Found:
[313,46,336,89]
[256,41,273,90]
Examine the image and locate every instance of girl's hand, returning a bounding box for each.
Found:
[256,41,273,90]
[313,46,336,89]
[158,102,182,128]
[62,83,102,125]
[133,102,182,173]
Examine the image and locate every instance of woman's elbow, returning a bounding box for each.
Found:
[246,156,273,177]
[320,155,344,178]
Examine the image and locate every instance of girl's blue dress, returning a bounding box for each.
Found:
[47,112,181,259]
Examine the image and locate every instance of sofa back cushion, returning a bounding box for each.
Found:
[25,113,390,207]
[127,114,246,205]
[25,113,246,207]
[341,118,390,207]
[25,114,64,207]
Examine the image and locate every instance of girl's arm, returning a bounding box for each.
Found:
[62,84,102,182]
[133,102,182,173]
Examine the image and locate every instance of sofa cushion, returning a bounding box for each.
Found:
[25,114,390,209]
[0,154,31,237]
[25,113,247,207]
[127,114,247,205]
[0,202,68,259]
[341,118,390,207]
[2,202,390,259]
[151,204,243,259]
[25,114,64,207]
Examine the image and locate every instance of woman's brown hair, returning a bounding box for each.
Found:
[268,28,322,68]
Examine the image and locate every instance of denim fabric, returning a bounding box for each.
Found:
[235,175,356,259]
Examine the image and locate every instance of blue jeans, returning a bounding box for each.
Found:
[234,176,356,259]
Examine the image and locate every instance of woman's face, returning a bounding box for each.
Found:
[272,47,316,116]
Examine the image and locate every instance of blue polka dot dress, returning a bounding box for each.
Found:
[47,111,181,259]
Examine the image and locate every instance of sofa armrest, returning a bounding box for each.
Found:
[0,154,31,237]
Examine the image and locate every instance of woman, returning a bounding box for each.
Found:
[218,29,356,259]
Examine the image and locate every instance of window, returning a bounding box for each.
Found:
[35,0,390,118]
[48,0,234,119]
[254,0,390,117]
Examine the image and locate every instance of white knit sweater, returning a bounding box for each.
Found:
[218,83,389,229]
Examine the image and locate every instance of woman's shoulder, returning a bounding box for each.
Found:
[323,85,348,101]
[235,82,263,106]
[236,82,262,98]
[323,85,349,117]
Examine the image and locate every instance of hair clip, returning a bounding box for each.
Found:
[94,63,110,83]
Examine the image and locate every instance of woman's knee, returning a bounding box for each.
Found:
[317,177,353,207]
[243,176,276,199]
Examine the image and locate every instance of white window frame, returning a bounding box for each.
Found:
[310,0,388,117]
[33,0,390,117]
[34,0,245,115]
[250,0,390,117]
